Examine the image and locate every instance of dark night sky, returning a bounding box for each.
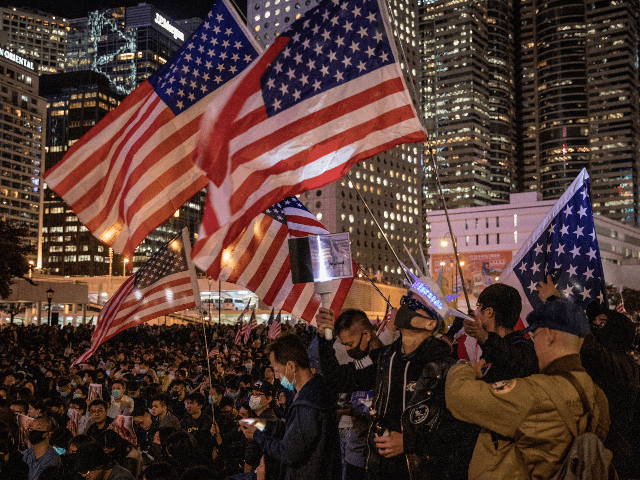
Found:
[9,0,247,22]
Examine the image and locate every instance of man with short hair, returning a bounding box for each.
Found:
[446,300,611,479]
[132,406,157,455]
[151,394,181,431]
[86,400,114,442]
[169,380,187,420]
[463,283,538,382]
[240,334,341,479]
[22,416,61,480]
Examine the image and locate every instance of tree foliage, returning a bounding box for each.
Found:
[0,221,34,299]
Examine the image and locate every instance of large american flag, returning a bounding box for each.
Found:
[43,0,262,258]
[193,196,355,324]
[268,310,282,339]
[460,169,608,361]
[192,0,426,262]
[73,229,200,365]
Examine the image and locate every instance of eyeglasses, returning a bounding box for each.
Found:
[400,295,438,320]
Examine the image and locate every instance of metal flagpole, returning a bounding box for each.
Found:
[346,172,413,285]
[198,307,216,420]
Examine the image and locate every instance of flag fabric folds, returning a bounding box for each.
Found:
[73,228,200,365]
[192,196,355,324]
[243,309,257,343]
[268,310,282,339]
[499,168,608,322]
[44,0,262,258]
[193,0,427,259]
[234,302,251,345]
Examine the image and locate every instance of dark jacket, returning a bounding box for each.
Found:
[581,332,640,479]
[479,331,538,384]
[244,408,281,478]
[318,334,474,480]
[254,375,341,480]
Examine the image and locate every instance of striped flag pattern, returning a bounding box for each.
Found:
[376,304,395,336]
[243,309,257,343]
[234,303,251,345]
[73,229,200,365]
[192,197,355,324]
[43,0,262,258]
[268,310,282,339]
[193,0,426,261]
[616,301,627,314]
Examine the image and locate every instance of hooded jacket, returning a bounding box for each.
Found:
[254,374,341,480]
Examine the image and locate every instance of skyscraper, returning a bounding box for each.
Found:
[419,0,516,212]
[0,52,46,263]
[519,0,640,225]
[246,0,424,285]
[0,6,67,74]
[66,4,188,94]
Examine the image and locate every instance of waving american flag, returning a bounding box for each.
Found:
[193,0,426,265]
[44,0,261,257]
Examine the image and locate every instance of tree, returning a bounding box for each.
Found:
[0,220,35,299]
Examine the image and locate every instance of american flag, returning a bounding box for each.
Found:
[193,196,355,324]
[269,310,282,339]
[234,302,251,345]
[192,0,426,262]
[243,309,257,343]
[376,304,395,336]
[43,0,262,258]
[500,169,607,320]
[73,228,200,365]
[460,169,608,361]
[616,300,627,314]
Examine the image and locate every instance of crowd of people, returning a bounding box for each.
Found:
[0,274,638,480]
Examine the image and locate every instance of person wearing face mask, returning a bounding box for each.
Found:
[107,381,134,418]
[239,334,341,480]
[22,416,61,480]
[315,266,478,480]
[0,430,28,480]
[243,380,280,477]
[168,381,187,420]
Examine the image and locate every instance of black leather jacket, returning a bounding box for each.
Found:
[318,334,474,480]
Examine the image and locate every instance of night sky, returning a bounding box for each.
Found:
[11,0,247,23]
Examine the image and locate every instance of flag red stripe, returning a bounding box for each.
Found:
[87,115,202,233]
[230,77,406,170]
[118,277,195,310]
[93,277,136,341]
[208,222,249,279]
[282,282,307,313]
[300,292,321,321]
[230,105,418,215]
[246,225,288,292]
[263,256,292,305]
[226,215,274,284]
[66,96,166,213]
[46,83,156,187]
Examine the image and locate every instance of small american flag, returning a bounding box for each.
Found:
[193,0,426,262]
[376,305,395,336]
[192,197,355,324]
[73,228,200,365]
[44,0,261,257]
[250,309,258,330]
[234,302,251,345]
[268,310,282,339]
[243,309,257,343]
[616,301,627,314]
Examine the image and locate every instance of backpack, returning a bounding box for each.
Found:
[536,371,618,480]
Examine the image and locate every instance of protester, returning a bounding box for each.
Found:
[86,400,113,442]
[150,395,181,431]
[239,334,341,479]
[0,430,28,479]
[74,441,135,480]
[446,300,612,479]
[22,416,60,480]
[316,292,476,480]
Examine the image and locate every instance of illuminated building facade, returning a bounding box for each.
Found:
[246,0,423,286]
[40,71,124,276]
[519,0,640,225]
[419,0,516,214]
[0,53,45,263]
[66,4,187,94]
[0,6,67,74]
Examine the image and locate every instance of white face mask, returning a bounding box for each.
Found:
[249,395,263,412]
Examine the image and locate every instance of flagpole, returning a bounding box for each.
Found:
[197,307,216,420]
[346,172,413,285]
[424,140,472,312]
[355,263,393,309]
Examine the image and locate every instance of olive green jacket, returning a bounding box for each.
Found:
[445,354,610,479]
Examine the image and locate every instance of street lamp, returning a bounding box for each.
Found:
[123,258,129,276]
[46,288,54,326]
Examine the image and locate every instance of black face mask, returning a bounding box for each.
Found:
[28,430,48,445]
[346,333,369,360]
[395,305,432,330]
